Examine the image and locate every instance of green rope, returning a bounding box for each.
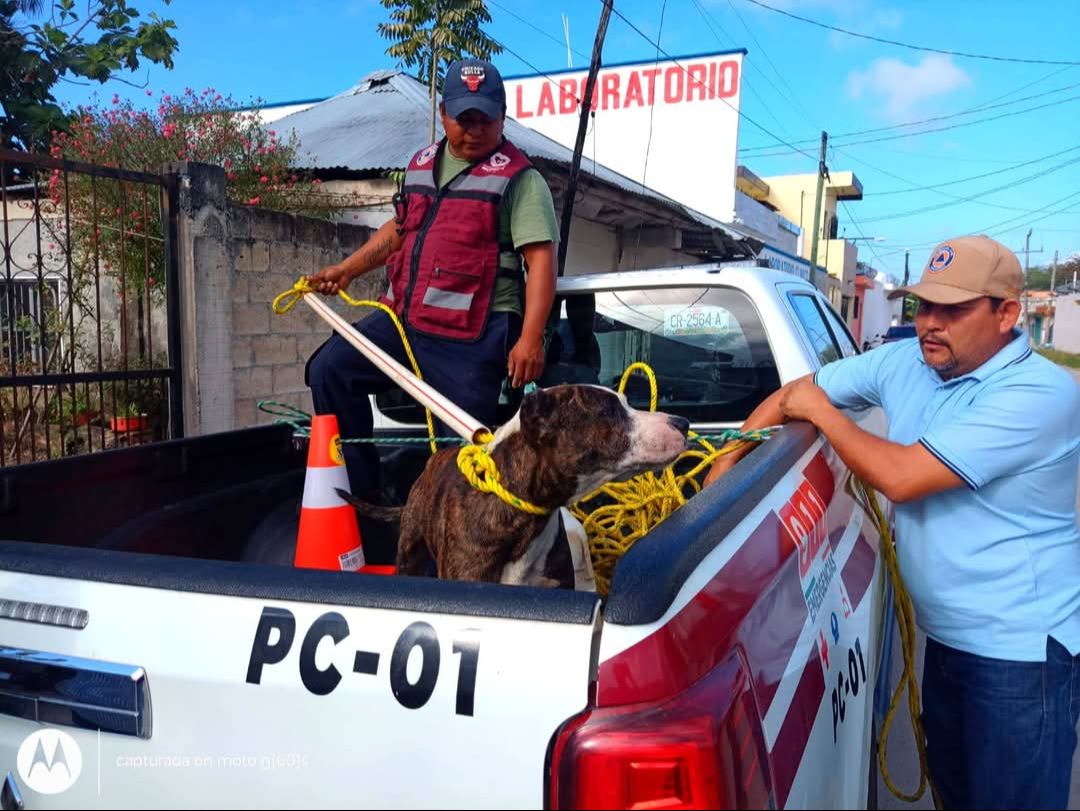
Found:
[256,401,779,448]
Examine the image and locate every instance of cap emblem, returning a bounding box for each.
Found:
[928,245,955,272]
[461,65,485,92]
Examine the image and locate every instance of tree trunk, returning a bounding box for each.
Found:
[429,46,438,143]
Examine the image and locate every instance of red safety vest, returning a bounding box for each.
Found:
[383,138,534,342]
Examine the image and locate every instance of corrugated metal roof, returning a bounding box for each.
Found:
[275,70,754,244]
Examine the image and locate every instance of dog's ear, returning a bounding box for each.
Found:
[519,387,560,448]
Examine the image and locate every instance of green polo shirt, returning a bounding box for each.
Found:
[437,150,559,316]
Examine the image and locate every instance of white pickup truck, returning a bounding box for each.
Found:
[0,267,894,810]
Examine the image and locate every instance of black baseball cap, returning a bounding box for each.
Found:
[442,59,505,120]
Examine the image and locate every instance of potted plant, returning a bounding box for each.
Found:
[110,402,148,433]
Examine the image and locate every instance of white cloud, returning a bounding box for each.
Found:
[846,54,972,121]
[871,8,903,29]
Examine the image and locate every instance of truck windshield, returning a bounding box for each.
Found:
[547,287,780,424]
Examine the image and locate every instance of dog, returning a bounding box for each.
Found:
[337,384,690,587]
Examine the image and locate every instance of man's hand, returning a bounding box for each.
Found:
[304,217,403,296]
[779,377,834,425]
[508,332,544,388]
[307,263,352,295]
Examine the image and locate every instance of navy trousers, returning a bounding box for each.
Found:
[305,309,520,499]
[921,635,1080,810]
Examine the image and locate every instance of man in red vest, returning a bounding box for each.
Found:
[304,59,558,500]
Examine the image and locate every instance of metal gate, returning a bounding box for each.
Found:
[0,148,183,465]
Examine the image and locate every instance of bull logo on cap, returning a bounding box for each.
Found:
[461,65,485,92]
[928,245,955,273]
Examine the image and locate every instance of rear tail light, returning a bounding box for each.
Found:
[548,656,771,810]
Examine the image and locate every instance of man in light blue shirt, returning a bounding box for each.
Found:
[706,235,1080,810]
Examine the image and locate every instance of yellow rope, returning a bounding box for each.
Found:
[852,477,941,810]
[273,277,440,455]
[569,363,761,596]
[275,283,935,803]
[456,445,549,516]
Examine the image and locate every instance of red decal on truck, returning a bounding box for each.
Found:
[771,646,827,809]
[598,512,788,707]
[779,451,836,579]
[780,481,828,579]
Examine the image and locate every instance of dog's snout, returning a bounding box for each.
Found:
[668,415,690,437]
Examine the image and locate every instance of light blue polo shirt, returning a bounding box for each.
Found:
[815,328,1080,662]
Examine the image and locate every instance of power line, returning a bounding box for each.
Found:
[865,144,1080,196]
[486,35,584,106]
[487,0,592,64]
[873,190,1080,257]
[744,92,1080,157]
[691,0,816,130]
[834,146,1076,216]
[738,80,1080,154]
[857,154,1080,223]
[985,190,1080,237]
[724,0,815,121]
[605,2,818,162]
[979,65,1075,107]
[842,201,889,271]
[737,0,1080,66]
[687,0,795,138]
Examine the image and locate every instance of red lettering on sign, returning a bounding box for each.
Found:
[513,59,741,117]
[538,83,556,116]
[687,63,708,101]
[663,66,683,103]
[624,71,644,107]
[514,85,533,119]
[642,68,662,105]
[717,60,739,99]
[559,79,578,114]
[780,480,828,579]
[601,73,620,110]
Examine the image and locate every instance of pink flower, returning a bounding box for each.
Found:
[269,130,276,137]
[260,176,268,183]
[248,197,261,206]
[145,89,153,96]
[111,95,119,105]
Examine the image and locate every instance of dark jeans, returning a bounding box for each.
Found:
[305,310,520,499]
[922,635,1080,810]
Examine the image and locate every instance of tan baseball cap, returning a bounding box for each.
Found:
[887,235,1024,304]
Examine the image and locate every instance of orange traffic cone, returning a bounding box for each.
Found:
[294,414,366,571]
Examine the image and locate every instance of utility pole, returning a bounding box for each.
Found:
[557,0,611,277]
[1051,249,1058,293]
[1023,228,1032,280]
[808,131,829,292]
[1019,229,1044,330]
[902,250,910,323]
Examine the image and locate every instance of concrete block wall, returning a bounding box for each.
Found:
[169,162,383,436]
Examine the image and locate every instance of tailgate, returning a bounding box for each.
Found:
[0,542,600,809]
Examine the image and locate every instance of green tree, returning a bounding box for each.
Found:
[377,0,502,141]
[0,0,178,152]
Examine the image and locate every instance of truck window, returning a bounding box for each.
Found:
[788,293,842,367]
[546,287,780,423]
[820,299,860,357]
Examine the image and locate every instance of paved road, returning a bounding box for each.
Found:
[877,364,1080,809]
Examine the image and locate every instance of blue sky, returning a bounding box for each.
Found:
[49,0,1080,282]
